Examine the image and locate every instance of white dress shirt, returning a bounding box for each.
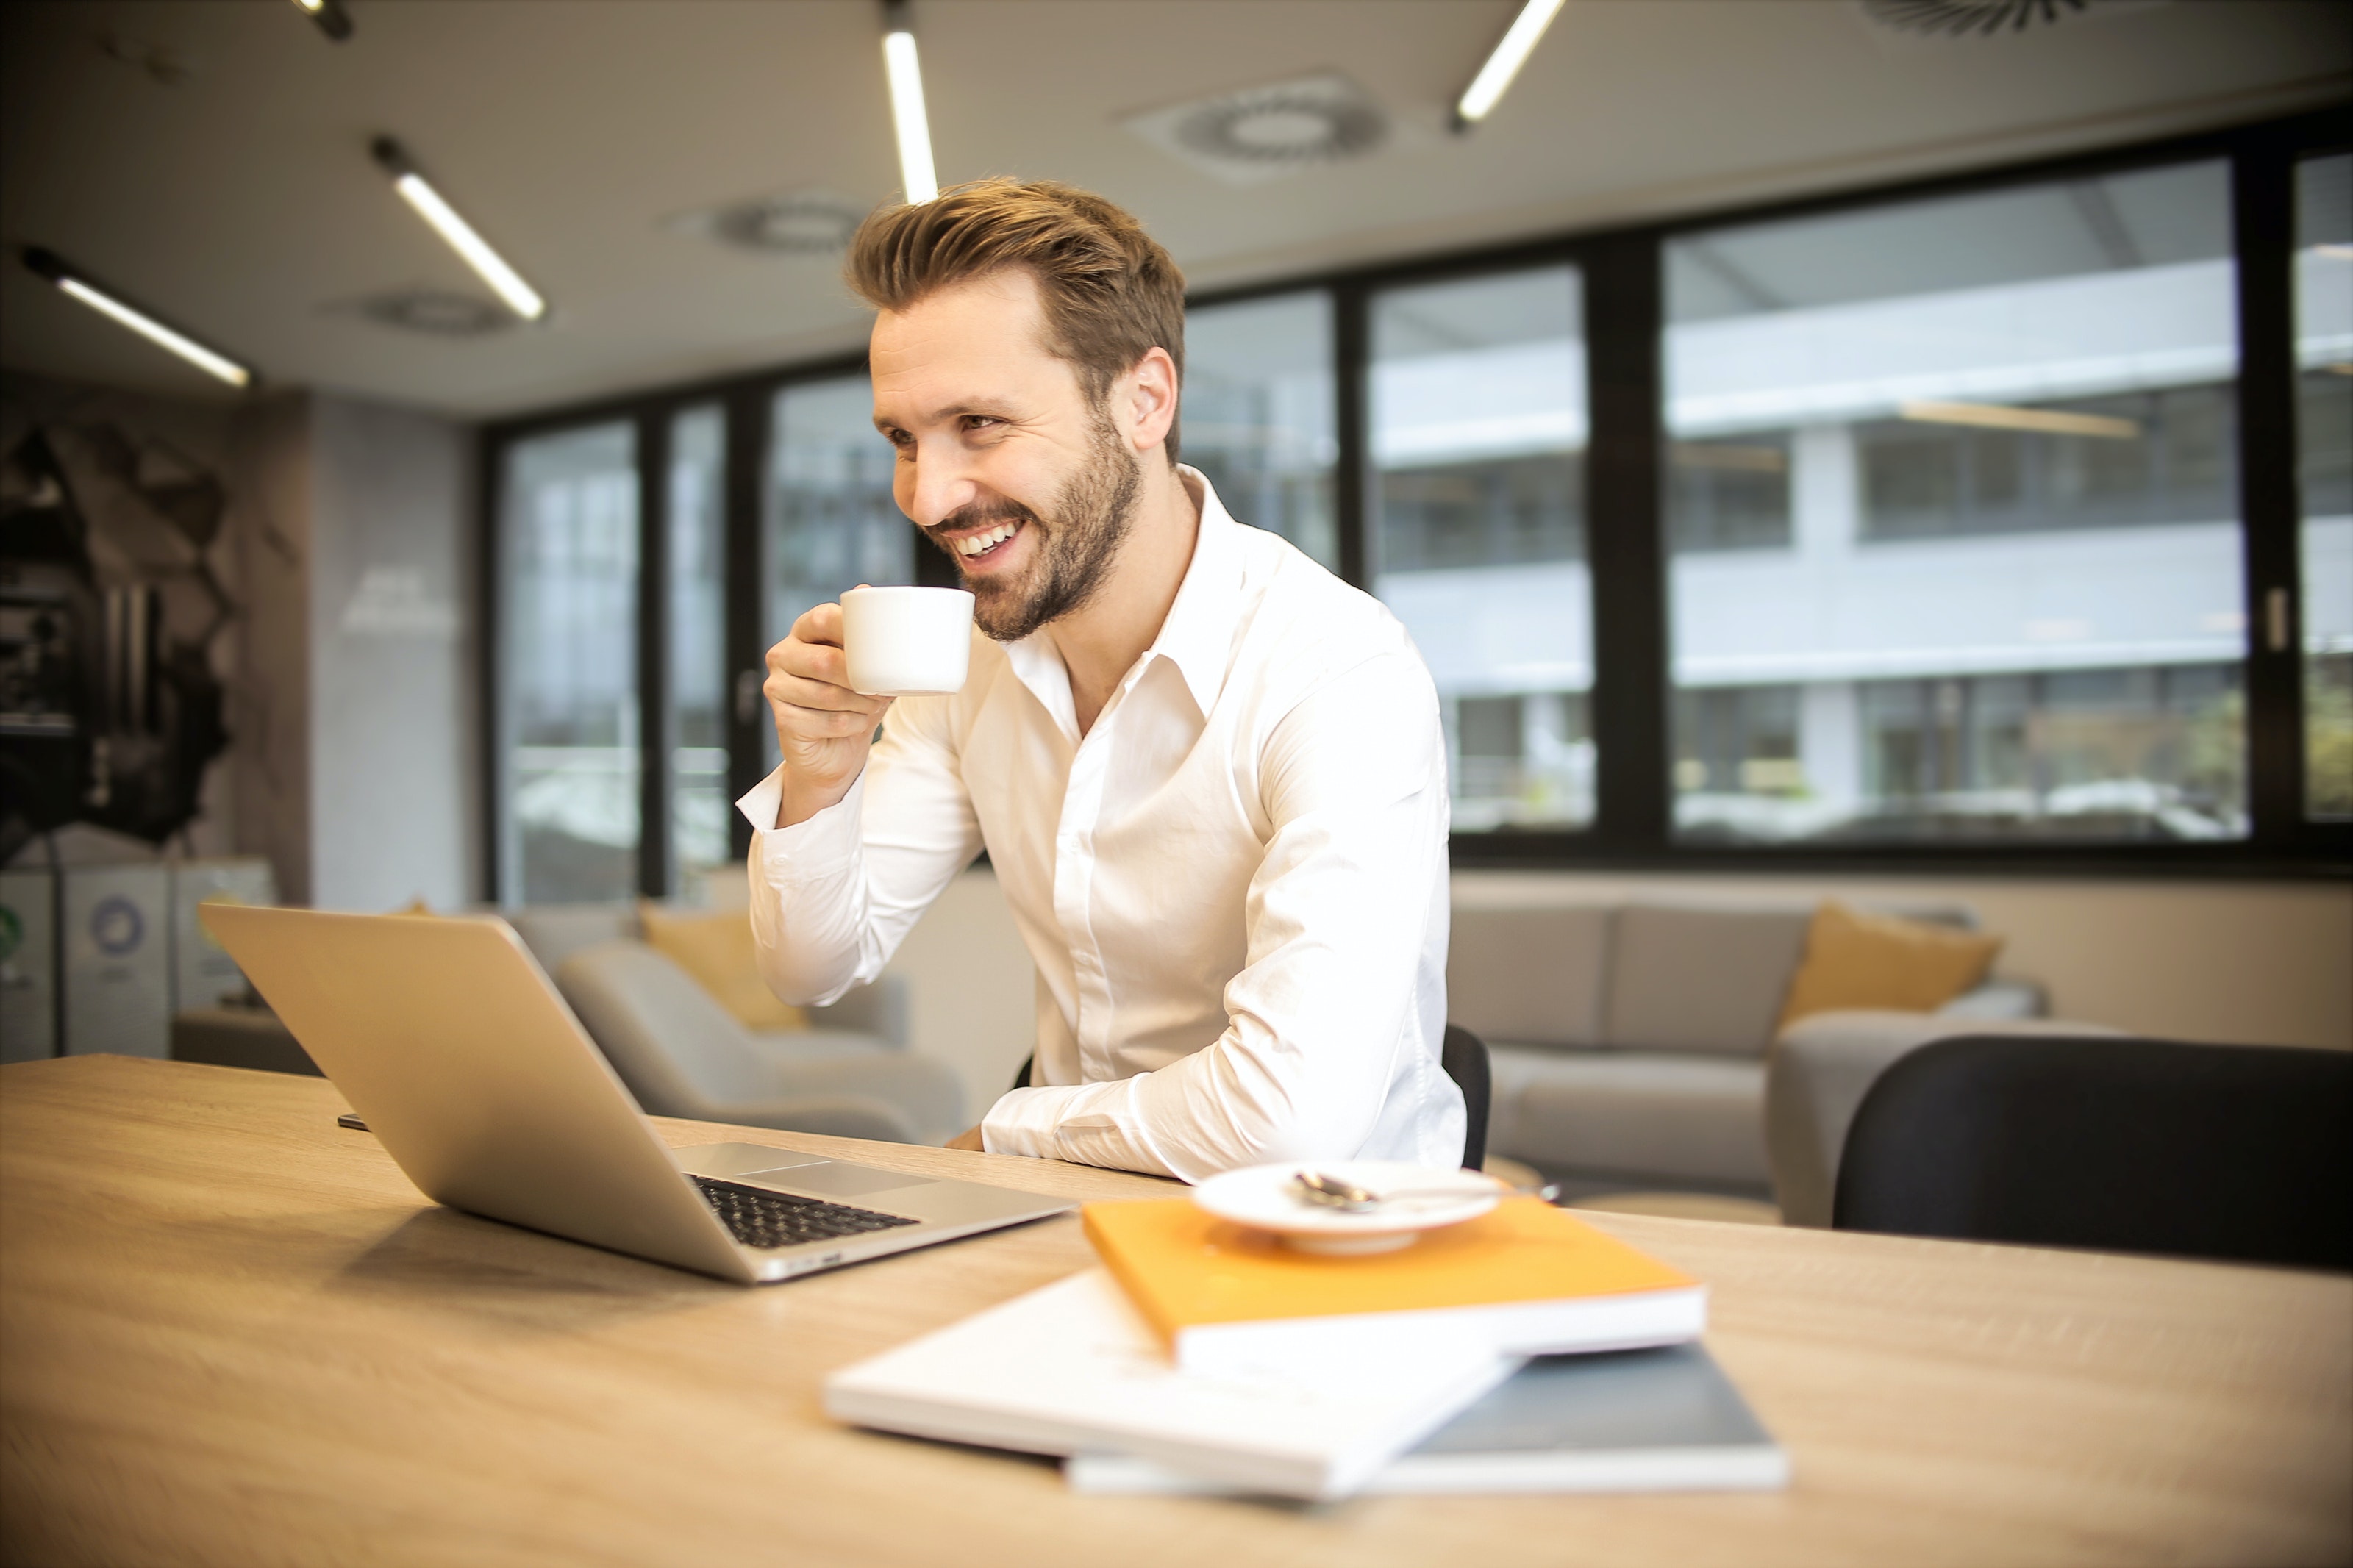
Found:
[736,469,1462,1181]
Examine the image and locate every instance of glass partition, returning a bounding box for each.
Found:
[665,406,729,895]
[1371,264,1593,831]
[1182,291,1338,568]
[1663,159,2247,842]
[2296,153,2353,820]
[499,422,639,903]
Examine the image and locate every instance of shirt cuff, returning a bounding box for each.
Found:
[981,1078,1178,1179]
[738,765,866,880]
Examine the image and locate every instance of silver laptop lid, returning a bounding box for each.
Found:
[201,904,756,1281]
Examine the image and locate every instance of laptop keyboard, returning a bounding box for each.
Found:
[688,1174,920,1251]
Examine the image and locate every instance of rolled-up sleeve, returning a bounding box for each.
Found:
[739,697,982,1008]
[980,651,1455,1180]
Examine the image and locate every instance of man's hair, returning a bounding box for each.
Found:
[845,178,1186,461]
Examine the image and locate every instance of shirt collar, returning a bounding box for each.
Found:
[1001,465,1245,732]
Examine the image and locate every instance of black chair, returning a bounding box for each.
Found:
[1007,1024,1493,1170]
[1835,1034,2353,1272]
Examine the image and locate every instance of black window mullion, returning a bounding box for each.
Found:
[1584,232,1671,851]
[1333,283,1371,591]
[636,408,673,898]
[2232,137,2304,844]
[476,434,504,903]
[724,385,771,863]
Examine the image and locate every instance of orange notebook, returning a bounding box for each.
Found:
[1083,1197,1706,1378]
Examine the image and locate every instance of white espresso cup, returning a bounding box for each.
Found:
[840,585,976,696]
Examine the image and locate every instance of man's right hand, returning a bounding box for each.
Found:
[764,600,893,829]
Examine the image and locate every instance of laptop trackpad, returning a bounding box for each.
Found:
[747,1161,938,1199]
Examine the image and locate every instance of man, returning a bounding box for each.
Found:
[740,178,1461,1181]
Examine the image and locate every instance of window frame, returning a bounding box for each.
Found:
[479,107,2350,902]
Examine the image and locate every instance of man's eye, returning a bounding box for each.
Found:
[963,415,1002,433]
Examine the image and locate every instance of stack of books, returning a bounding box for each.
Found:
[824,1193,1788,1501]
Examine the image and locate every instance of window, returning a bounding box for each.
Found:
[2297,153,2352,820]
[1663,160,2249,843]
[1371,265,1594,831]
[498,422,638,903]
[665,406,729,895]
[488,118,2342,894]
[763,375,917,770]
[1182,291,1338,569]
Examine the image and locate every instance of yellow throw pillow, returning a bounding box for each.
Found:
[638,902,808,1033]
[1777,901,2002,1033]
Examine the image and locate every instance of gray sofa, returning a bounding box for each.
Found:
[1447,900,2044,1199]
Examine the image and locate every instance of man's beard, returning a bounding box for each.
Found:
[927,413,1141,643]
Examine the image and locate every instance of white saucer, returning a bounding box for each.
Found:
[1191,1161,1501,1255]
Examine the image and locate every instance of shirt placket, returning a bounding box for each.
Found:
[1048,658,1156,1083]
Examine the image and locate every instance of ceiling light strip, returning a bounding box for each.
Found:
[1454,0,1568,128]
[288,0,354,41]
[22,248,253,387]
[372,138,546,321]
[882,4,939,203]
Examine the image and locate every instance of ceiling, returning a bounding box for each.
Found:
[1,0,2344,419]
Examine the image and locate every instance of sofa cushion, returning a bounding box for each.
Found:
[1488,1045,1768,1186]
[1446,904,1613,1050]
[1604,903,1812,1056]
[640,901,808,1032]
[507,904,638,974]
[1777,901,2002,1031]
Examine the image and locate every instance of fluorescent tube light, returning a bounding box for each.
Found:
[1454,0,1568,128]
[289,0,354,42]
[882,4,939,204]
[22,248,252,387]
[371,138,544,321]
[1899,400,2139,440]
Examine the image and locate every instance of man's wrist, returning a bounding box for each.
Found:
[775,770,857,830]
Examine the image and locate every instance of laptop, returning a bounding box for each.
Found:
[200,903,1074,1284]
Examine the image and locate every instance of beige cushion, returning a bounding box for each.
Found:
[1777,901,2002,1031]
[1604,903,1813,1056]
[638,901,807,1032]
[1446,904,1613,1050]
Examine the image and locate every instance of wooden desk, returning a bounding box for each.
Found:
[4,1057,2346,1567]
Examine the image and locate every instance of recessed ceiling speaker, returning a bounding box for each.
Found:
[343,289,513,337]
[1860,0,2140,36]
[666,193,865,256]
[1124,73,1391,187]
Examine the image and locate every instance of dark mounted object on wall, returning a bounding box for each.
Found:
[1835,1034,2353,1272]
[290,0,354,43]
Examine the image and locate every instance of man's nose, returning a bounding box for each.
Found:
[903,435,982,528]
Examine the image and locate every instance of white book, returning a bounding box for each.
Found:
[1066,1343,1790,1497]
[824,1267,1519,1501]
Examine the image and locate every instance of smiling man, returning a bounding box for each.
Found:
[739,178,1462,1181]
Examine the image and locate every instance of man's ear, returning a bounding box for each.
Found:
[1115,346,1179,458]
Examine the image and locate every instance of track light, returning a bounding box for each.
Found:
[288,0,354,42]
[1454,0,1568,129]
[371,138,546,321]
[881,1,939,204]
[21,247,253,388]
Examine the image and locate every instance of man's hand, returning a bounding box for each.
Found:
[765,598,894,829]
[946,1125,985,1152]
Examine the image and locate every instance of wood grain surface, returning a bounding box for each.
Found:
[3,1056,2346,1568]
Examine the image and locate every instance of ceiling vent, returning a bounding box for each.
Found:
[340,289,513,337]
[667,192,864,256]
[1858,0,2149,37]
[1124,73,1390,187]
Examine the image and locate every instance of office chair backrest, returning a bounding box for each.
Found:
[1441,1024,1492,1173]
[1835,1034,2353,1271]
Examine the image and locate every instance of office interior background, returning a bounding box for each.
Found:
[1,0,2349,1116]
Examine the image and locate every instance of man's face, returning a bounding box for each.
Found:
[870,270,1141,642]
